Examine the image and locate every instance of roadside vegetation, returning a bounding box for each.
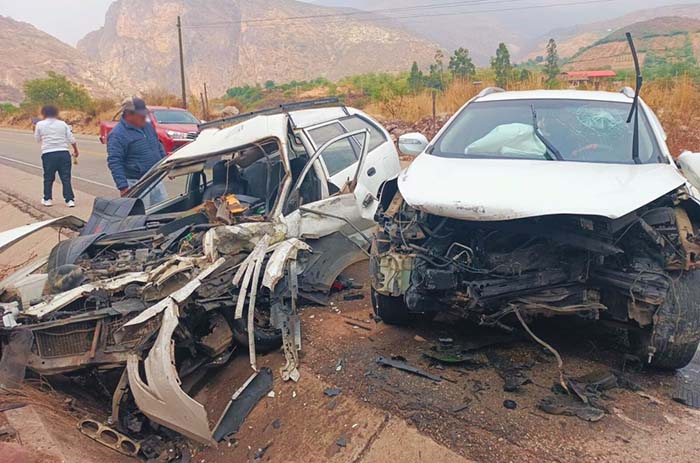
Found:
[2,41,700,154]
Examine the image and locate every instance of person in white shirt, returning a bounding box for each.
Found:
[34,106,79,207]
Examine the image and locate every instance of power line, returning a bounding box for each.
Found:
[183,0,617,30]
[183,0,526,28]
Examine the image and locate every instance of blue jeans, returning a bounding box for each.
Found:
[42,151,74,202]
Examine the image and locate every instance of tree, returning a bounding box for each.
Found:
[518,68,532,82]
[448,47,476,80]
[544,38,560,86]
[427,49,447,91]
[491,43,512,88]
[408,61,424,92]
[22,72,93,111]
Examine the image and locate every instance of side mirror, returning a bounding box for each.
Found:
[677,151,700,191]
[398,132,429,156]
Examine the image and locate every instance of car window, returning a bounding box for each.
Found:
[432,99,664,164]
[340,116,387,152]
[151,110,199,124]
[140,172,191,209]
[308,123,360,176]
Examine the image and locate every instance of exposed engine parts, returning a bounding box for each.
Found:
[371,188,700,370]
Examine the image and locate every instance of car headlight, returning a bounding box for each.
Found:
[167,130,189,140]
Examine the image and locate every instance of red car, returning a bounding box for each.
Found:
[99,106,200,154]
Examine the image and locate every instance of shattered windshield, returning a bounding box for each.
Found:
[431,99,664,164]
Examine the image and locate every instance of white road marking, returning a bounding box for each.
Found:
[0,154,114,189]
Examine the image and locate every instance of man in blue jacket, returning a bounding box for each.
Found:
[107,96,166,207]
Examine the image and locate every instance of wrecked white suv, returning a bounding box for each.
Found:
[371,88,700,370]
[0,99,400,449]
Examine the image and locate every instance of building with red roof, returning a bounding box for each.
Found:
[561,70,618,88]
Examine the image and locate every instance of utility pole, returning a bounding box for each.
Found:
[177,15,187,109]
[203,82,210,118]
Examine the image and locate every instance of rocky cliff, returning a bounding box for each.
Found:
[0,16,113,104]
[77,0,439,98]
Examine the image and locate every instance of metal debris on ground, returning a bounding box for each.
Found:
[77,418,141,457]
[324,388,341,397]
[376,356,442,382]
[213,368,274,442]
[538,395,605,422]
[537,369,642,422]
[452,400,472,413]
[424,347,488,367]
[336,435,347,447]
[342,293,365,301]
[254,440,273,460]
[503,399,517,410]
[488,353,533,392]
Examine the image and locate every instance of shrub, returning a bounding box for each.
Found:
[0,103,19,116]
[22,72,93,111]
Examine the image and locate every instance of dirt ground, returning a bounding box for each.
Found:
[2,193,700,463]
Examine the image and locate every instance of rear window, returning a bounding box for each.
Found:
[340,115,387,152]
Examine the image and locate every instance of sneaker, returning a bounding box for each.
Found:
[41,198,53,207]
[66,200,76,208]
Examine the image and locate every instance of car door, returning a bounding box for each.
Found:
[304,115,398,199]
[285,130,378,244]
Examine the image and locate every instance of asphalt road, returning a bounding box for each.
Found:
[0,127,116,197]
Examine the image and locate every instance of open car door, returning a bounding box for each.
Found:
[287,129,378,225]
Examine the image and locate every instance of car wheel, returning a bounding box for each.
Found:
[231,316,282,353]
[630,269,700,370]
[371,288,435,325]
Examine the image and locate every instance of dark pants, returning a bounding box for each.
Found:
[41,151,74,202]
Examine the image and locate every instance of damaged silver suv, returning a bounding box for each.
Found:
[371,88,700,370]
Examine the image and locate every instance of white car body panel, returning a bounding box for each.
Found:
[399,155,686,221]
[0,216,84,252]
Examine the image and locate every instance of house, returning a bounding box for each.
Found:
[561,70,617,88]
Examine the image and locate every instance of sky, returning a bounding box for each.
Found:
[0,0,113,45]
[0,0,689,46]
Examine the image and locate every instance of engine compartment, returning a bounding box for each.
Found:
[372,186,700,331]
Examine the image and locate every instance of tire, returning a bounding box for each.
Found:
[231,318,282,353]
[631,269,700,370]
[371,288,435,325]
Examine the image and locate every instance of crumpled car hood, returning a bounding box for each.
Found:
[398,155,687,221]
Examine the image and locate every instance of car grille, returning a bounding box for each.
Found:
[35,321,96,358]
[186,132,198,140]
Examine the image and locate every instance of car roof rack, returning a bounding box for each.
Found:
[475,87,505,99]
[198,97,344,131]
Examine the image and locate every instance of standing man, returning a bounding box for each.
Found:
[107,96,166,207]
[34,105,79,208]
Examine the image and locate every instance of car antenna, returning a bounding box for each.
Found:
[626,32,642,164]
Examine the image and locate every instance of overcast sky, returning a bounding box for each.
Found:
[0,0,113,45]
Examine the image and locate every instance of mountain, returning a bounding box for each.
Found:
[77,0,440,98]
[0,16,113,104]
[525,3,700,61]
[308,0,684,64]
[305,0,522,64]
[561,16,700,71]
